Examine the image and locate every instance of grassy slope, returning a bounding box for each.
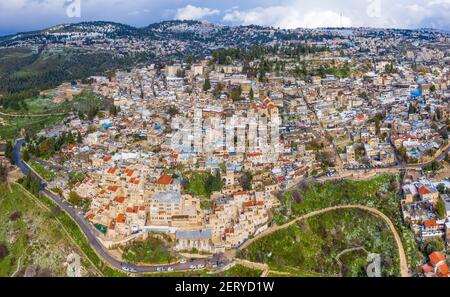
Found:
[121,235,177,264]
[0,183,97,276]
[0,90,104,141]
[240,208,400,277]
[24,186,127,277]
[244,175,421,276]
[28,160,56,181]
[0,115,65,140]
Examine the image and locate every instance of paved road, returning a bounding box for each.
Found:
[282,144,450,190]
[346,144,450,172]
[237,205,410,277]
[13,138,223,275]
[16,136,444,276]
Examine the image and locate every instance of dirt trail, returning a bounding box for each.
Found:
[237,205,410,277]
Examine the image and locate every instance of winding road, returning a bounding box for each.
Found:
[14,136,438,277]
[237,205,410,277]
[13,138,220,275]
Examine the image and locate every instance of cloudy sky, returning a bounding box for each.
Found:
[1,0,449,36]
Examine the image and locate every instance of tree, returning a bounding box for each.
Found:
[317,151,335,169]
[230,86,242,101]
[5,141,14,164]
[0,243,8,261]
[240,171,253,191]
[204,172,224,197]
[259,64,266,82]
[22,149,30,162]
[106,70,115,82]
[109,105,118,116]
[408,103,417,115]
[68,191,83,206]
[292,190,304,204]
[435,200,446,219]
[430,84,436,93]
[422,239,444,255]
[436,183,446,194]
[167,105,179,116]
[249,88,254,100]
[77,131,83,144]
[203,78,211,92]
[0,163,7,183]
[176,69,185,78]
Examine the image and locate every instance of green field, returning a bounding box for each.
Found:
[276,175,404,228]
[262,175,421,275]
[218,264,262,277]
[28,160,56,182]
[239,209,400,277]
[0,114,65,140]
[121,234,178,264]
[0,90,106,141]
[185,172,224,198]
[0,183,97,276]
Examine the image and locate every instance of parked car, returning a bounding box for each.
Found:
[121,265,131,272]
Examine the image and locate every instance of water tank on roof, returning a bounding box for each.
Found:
[410,89,422,97]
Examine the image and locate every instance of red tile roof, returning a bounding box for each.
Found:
[225,228,234,234]
[157,174,173,185]
[418,186,431,195]
[424,219,437,228]
[125,169,135,177]
[233,191,248,196]
[430,251,446,267]
[107,168,118,174]
[113,196,125,203]
[108,185,120,192]
[242,201,254,208]
[116,214,126,223]
[437,263,449,276]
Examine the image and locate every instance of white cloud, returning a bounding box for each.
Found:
[0,0,449,35]
[175,4,220,20]
[223,4,352,29]
[222,0,449,30]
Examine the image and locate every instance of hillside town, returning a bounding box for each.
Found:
[1,24,449,277]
